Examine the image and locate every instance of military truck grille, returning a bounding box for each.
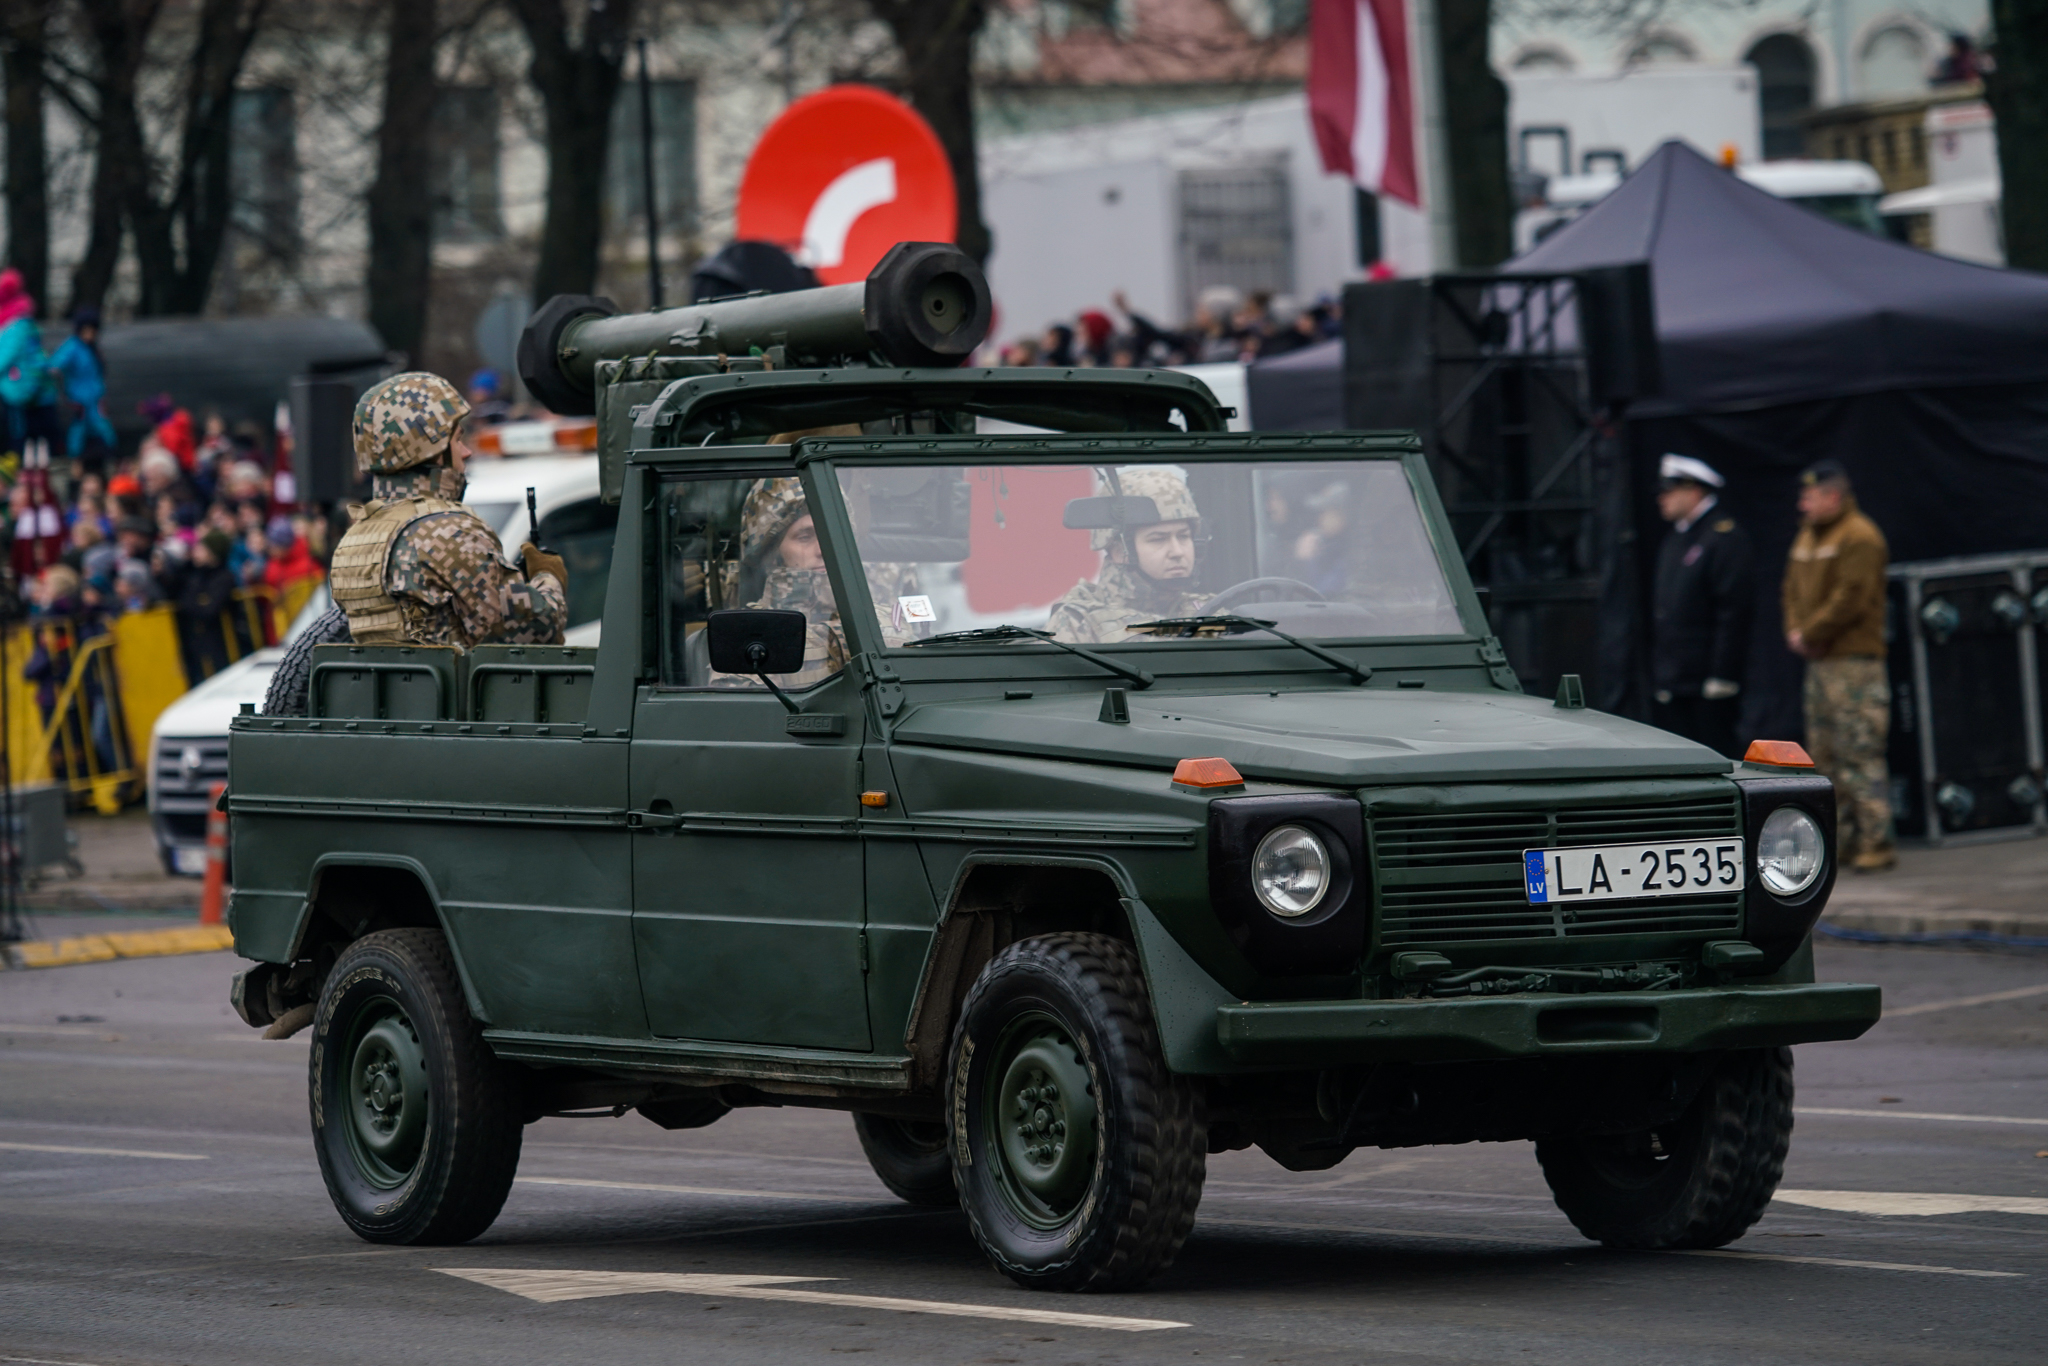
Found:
[154,739,229,842]
[1372,796,1743,945]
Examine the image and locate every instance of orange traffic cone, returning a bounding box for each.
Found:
[200,782,227,926]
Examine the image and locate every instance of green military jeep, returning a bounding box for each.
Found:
[228,246,1878,1291]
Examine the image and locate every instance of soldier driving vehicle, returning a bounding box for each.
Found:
[1046,467,1210,643]
[224,243,1878,1292]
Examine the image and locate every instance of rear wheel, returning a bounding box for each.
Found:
[1536,1047,1793,1249]
[311,928,523,1244]
[853,1112,956,1206]
[948,933,1206,1292]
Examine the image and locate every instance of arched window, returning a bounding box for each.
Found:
[1746,34,1816,160]
[1859,26,1928,97]
[1512,46,1574,75]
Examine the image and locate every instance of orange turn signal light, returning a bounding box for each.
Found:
[859,791,889,808]
[1172,757,1245,791]
[1743,740,1814,768]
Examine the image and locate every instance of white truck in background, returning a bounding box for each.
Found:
[1519,158,1890,250]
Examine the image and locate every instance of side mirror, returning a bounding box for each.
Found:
[1062,494,1162,531]
[707,609,808,677]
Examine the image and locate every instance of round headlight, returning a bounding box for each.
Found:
[1757,806,1825,896]
[1252,825,1331,918]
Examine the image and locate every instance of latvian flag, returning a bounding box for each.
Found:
[1308,0,1421,206]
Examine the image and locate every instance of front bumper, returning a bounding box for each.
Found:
[1215,981,1881,1065]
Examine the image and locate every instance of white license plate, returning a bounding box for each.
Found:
[1523,839,1745,903]
[174,845,209,876]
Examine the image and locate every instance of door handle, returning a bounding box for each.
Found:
[628,804,681,831]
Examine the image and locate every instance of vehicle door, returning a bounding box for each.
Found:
[627,469,872,1051]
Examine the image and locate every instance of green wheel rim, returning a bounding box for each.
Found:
[341,997,430,1189]
[983,1011,1098,1230]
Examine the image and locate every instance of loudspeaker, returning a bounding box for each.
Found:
[1341,279,1434,432]
[1576,262,1661,405]
[290,375,363,506]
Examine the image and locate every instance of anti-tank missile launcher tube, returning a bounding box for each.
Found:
[515,241,993,417]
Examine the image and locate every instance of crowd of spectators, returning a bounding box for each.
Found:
[0,268,328,707]
[995,287,1343,370]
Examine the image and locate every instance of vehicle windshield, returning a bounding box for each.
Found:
[833,459,1465,645]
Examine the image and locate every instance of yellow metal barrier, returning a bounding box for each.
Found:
[0,579,321,804]
[4,606,187,805]
[29,628,135,813]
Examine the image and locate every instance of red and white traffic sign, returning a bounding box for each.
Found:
[735,85,957,286]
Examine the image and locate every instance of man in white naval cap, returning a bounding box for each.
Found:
[1651,453,1754,758]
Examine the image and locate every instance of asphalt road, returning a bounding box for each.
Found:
[3,931,2045,1366]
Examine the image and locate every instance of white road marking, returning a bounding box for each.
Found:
[0,1141,207,1161]
[1798,1106,2048,1127]
[1774,1189,2048,1218]
[1672,1249,2021,1278]
[1887,983,2048,1017]
[2,1356,114,1366]
[435,1268,1188,1331]
[516,1176,861,1203]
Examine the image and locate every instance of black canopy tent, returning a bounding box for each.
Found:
[1273,142,2048,741]
[1514,141,2048,741]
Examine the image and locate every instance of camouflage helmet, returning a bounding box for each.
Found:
[1092,466,1201,551]
[740,477,810,565]
[353,372,472,475]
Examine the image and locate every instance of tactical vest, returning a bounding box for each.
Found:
[330,496,473,645]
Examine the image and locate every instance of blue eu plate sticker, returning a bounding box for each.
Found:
[1524,850,1549,902]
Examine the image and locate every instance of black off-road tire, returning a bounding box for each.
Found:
[311,928,524,1244]
[1536,1047,1794,1250]
[947,933,1206,1292]
[262,603,352,717]
[853,1112,958,1207]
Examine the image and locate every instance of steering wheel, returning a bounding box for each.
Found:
[1200,577,1328,615]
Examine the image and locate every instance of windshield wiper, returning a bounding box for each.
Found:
[908,624,1154,689]
[1127,614,1372,685]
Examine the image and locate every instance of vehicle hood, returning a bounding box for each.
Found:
[150,649,283,741]
[889,686,1731,786]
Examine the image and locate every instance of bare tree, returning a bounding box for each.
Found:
[506,0,635,302]
[1987,0,2047,271]
[2,0,49,314]
[865,0,990,263]
[58,0,271,315]
[366,0,438,356]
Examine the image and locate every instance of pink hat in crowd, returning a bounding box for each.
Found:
[0,268,34,327]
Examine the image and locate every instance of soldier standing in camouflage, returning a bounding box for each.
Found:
[1047,467,1210,644]
[1782,459,1894,871]
[330,372,567,650]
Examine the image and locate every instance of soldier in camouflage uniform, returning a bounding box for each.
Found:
[712,476,918,690]
[1047,467,1210,644]
[330,372,567,651]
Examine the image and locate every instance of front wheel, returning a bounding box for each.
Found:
[948,933,1206,1292]
[311,928,524,1244]
[1536,1047,1793,1249]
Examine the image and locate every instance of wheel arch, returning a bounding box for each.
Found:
[287,855,489,1023]
[901,852,1228,1090]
